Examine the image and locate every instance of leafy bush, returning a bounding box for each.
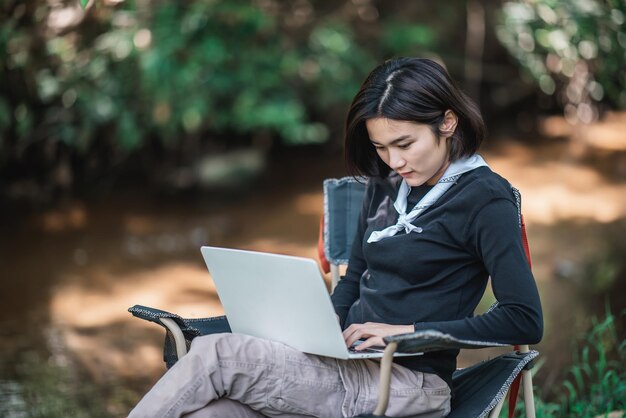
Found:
[1,1,356,152]
[559,312,625,416]
[497,0,626,123]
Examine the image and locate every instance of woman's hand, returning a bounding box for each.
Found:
[342,322,414,351]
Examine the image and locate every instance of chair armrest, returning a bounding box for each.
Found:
[129,304,189,329]
[383,330,508,353]
[128,304,231,336]
[129,304,232,368]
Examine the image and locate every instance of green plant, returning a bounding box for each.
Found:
[507,309,625,417]
[559,311,625,416]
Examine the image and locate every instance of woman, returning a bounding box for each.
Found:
[129,57,543,418]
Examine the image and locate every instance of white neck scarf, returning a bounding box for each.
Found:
[366,154,488,243]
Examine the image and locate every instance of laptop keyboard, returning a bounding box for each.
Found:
[348,345,385,354]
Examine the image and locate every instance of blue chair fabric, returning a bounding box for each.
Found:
[323,177,367,265]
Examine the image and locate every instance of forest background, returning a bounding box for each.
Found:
[0,0,625,417]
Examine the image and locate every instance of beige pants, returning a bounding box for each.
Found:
[129,333,450,418]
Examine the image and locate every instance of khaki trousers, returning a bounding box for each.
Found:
[129,333,450,418]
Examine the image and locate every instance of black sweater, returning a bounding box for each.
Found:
[330,166,543,386]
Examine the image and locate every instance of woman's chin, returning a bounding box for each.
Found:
[406,180,427,187]
[402,175,428,187]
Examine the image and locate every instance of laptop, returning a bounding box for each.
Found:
[200,246,421,360]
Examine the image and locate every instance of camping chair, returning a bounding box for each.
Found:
[129,176,539,418]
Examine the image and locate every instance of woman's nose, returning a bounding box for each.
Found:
[389,150,406,169]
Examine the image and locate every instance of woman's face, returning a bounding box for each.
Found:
[365,118,450,187]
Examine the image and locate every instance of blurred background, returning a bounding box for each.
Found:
[1,0,625,416]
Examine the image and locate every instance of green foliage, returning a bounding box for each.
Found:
[5,1,435,195]
[558,311,625,416]
[0,1,376,158]
[132,1,318,144]
[381,22,436,54]
[507,309,626,417]
[0,0,468,196]
[1,0,450,197]
[497,0,626,123]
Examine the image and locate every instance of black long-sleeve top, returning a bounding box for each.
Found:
[330,166,543,386]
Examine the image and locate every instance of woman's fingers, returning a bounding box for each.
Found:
[343,323,387,348]
[342,323,372,347]
[342,323,414,350]
[352,336,386,351]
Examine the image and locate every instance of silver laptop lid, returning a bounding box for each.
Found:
[200,246,351,359]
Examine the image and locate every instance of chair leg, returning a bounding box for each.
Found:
[331,264,341,290]
[372,342,398,416]
[519,345,536,418]
[522,370,536,418]
[160,317,188,359]
[488,396,506,418]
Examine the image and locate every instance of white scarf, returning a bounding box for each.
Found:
[366,154,488,243]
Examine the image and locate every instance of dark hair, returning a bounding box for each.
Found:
[344,57,485,178]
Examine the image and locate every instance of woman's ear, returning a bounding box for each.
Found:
[440,110,459,137]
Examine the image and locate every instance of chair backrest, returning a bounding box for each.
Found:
[319,177,367,287]
[322,177,367,265]
[318,178,532,280]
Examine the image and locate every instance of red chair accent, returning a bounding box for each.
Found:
[318,215,331,274]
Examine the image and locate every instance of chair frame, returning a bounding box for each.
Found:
[160,317,188,358]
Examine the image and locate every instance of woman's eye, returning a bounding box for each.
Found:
[397,143,411,149]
